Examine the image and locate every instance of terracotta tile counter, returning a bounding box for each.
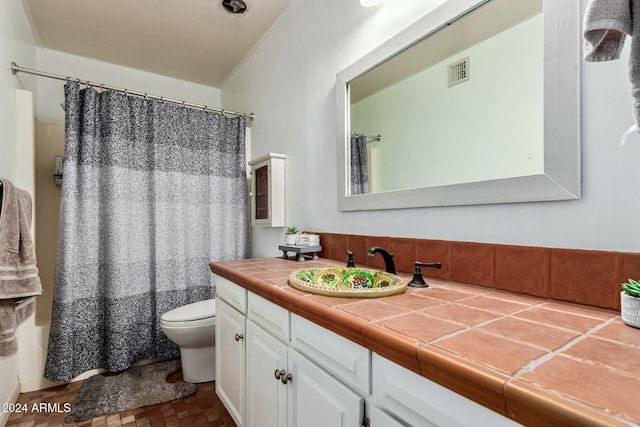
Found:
[209,257,640,426]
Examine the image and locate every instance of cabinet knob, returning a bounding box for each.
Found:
[274,369,292,384]
[234,333,244,341]
[274,369,285,380]
[281,372,293,384]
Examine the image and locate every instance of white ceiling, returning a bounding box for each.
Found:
[21,0,292,88]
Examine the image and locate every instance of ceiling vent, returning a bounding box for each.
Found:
[448,57,470,87]
[222,0,248,14]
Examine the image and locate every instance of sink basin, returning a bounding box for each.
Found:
[288,267,408,298]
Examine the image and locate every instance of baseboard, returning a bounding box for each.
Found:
[0,382,21,427]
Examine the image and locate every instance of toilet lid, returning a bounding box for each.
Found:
[161,299,216,322]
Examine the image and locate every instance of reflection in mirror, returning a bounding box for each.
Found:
[350,0,542,194]
[336,0,579,210]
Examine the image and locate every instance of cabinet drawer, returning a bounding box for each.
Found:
[248,292,290,342]
[373,354,518,427]
[215,275,247,314]
[291,314,370,395]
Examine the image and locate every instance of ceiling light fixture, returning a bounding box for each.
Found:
[222,0,248,14]
[360,0,385,7]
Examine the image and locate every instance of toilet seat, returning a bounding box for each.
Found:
[161,316,215,328]
[161,299,216,326]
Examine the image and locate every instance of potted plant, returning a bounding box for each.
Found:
[621,279,640,328]
[285,226,300,245]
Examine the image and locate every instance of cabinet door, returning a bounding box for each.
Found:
[216,300,246,427]
[373,354,519,427]
[248,153,285,227]
[287,349,364,427]
[246,320,288,427]
[368,405,406,427]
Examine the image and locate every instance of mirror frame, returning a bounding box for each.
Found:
[336,0,580,211]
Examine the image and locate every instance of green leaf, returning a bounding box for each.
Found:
[622,284,640,297]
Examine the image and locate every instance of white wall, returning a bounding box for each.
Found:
[0,0,36,422]
[222,0,640,256]
[35,48,222,126]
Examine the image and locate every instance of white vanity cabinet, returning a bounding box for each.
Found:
[286,348,363,427]
[373,355,520,426]
[215,274,518,427]
[216,299,246,427]
[215,276,248,427]
[246,319,288,427]
[216,275,366,427]
[246,320,364,427]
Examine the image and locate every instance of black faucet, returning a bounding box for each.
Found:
[346,250,356,267]
[409,261,442,288]
[367,247,396,274]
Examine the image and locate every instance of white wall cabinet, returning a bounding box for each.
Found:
[248,152,286,227]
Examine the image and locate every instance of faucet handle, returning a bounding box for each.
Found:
[346,250,356,267]
[408,261,442,288]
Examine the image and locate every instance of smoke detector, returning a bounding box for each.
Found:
[222,0,248,14]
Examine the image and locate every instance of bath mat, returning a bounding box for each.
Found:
[65,359,196,423]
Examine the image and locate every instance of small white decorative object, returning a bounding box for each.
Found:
[285,226,299,245]
[621,279,640,328]
[296,234,320,246]
[621,291,640,328]
[286,234,297,245]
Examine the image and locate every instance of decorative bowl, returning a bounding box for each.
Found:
[288,267,407,298]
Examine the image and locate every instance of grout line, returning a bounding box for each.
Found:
[510,316,618,379]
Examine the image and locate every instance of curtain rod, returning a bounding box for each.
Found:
[10,62,254,120]
[351,132,382,142]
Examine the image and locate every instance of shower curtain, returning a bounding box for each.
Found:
[350,134,369,195]
[44,81,250,383]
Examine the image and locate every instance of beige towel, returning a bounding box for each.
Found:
[0,179,42,298]
[0,179,42,358]
[0,297,35,358]
[584,0,640,127]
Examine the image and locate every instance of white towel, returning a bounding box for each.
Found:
[584,0,640,129]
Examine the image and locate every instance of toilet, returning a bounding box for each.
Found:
[160,299,216,383]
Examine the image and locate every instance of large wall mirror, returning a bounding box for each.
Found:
[336,0,579,211]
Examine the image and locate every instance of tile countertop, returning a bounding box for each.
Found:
[209,257,640,427]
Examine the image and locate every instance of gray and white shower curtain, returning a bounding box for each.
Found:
[44,81,250,383]
[350,134,369,195]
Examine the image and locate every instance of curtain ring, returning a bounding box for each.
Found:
[100,83,105,92]
[124,89,128,96]
[144,93,148,101]
[182,100,186,107]
[203,105,208,112]
[159,96,164,104]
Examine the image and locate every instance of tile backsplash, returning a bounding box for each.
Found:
[309,232,640,311]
